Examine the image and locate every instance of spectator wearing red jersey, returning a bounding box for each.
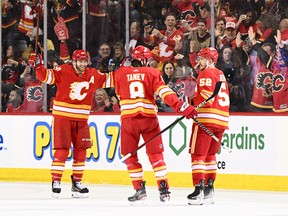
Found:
[1,0,20,48]
[218,20,237,49]
[19,64,44,112]
[6,89,24,112]
[143,12,184,66]
[246,27,276,111]
[2,42,26,86]
[235,4,258,40]
[172,0,198,34]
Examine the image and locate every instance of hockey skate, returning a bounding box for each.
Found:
[187,180,205,205]
[52,181,61,198]
[159,181,171,202]
[71,175,89,198]
[204,179,215,204]
[128,181,147,204]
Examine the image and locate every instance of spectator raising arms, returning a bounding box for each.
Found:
[143,12,184,66]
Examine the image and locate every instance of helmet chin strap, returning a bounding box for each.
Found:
[141,58,147,66]
[205,60,214,69]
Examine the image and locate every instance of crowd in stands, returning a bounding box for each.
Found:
[1,0,288,113]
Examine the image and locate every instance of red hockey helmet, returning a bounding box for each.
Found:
[72,50,88,61]
[197,47,219,63]
[131,45,152,61]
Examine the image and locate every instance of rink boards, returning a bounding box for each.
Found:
[0,113,288,191]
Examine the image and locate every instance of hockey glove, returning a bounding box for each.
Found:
[179,102,198,119]
[29,52,43,69]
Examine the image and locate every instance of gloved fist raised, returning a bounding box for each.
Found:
[179,102,198,119]
[28,52,43,68]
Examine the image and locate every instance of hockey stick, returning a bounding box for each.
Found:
[114,81,222,166]
[192,117,232,153]
[34,2,40,55]
[31,1,41,80]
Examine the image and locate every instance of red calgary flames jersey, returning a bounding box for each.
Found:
[143,29,184,63]
[249,55,274,109]
[36,64,110,120]
[114,66,181,119]
[193,67,230,129]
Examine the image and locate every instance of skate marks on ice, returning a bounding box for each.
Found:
[0,182,287,216]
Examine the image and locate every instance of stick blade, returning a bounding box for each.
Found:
[211,81,222,98]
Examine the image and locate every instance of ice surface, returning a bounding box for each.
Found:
[0,182,287,216]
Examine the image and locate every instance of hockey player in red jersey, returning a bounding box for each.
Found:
[187,47,229,205]
[29,50,111,198]
[114,45,198,203]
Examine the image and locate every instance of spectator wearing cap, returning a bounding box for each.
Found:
[219,20,238,50]
[226,21,236,29]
